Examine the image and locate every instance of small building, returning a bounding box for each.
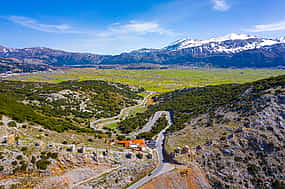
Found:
[117,139,148,152]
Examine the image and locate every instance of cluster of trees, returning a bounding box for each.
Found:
[137,116,168,140]
[117,111,154,133]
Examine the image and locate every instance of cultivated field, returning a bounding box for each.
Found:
[8,68,285,93]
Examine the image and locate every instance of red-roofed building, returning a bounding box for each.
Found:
[117,139,148,152]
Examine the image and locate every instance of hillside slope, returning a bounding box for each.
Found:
[151,75,285,188]
[0,80,142,132]
[118,75,285,188]
[0,57,55,74]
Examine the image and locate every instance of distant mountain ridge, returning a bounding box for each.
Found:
[0,33,285,72]
[164,33,285,53]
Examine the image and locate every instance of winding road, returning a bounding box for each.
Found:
[134,111,172,136]
[90,92,154,130]
[128,111,175,189]
[89,93,175,189]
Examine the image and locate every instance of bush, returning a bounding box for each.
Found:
[88,138,93,142]
[36,159,51,170]
[16,155,23,160]
[62,141,68,145]
[21,147,28,152]
[31,156,36,164]
[117,135,126,141]
[46,152,58,159]
[272,180,285,189]
[8,121,17,127]
[234,156,243,162]
[247,164,259,175]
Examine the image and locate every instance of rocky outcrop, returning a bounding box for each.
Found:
[165,85,285,188]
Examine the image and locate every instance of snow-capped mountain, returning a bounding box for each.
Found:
[164,33,285,54]
[0,33,285,70]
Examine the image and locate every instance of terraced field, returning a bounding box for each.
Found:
[7,68,285,93]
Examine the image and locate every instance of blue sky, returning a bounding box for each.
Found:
[0,0,285,54]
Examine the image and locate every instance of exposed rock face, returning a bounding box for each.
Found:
[140,166,210,189]
[166,87,285,188]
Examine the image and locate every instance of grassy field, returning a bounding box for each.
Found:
[8,68,285,93]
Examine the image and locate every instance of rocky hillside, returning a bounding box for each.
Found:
[1,34,285,71]
[150,75,285,188]
[0,80,143,132]
[0,46,105,67]
[0,57,55,74]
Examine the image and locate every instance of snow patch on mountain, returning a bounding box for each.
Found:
[164,33,285,54]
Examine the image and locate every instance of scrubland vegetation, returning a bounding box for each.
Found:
[0,80,142,132]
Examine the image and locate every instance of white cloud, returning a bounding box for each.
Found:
[6,16,174,37]
[7,16,79,33]
[248,20,285,32]
[98,21,174,37]
[210,0,230,11]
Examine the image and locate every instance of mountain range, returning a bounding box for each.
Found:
[1,33,285,73]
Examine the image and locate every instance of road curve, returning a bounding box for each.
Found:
[134,111,171,136]
[90,92,153,130]
[128,111,175,189]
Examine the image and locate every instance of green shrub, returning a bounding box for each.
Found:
[36,159,51,170]
[117,135,126,141]
[272,180,285,189]
[16,155,23,160]
[234,156,243,162]
[247,164,259,175]
[62,141,68,144]
[8,121,17,127]
[31,156,36,164]
[21,147,28,152]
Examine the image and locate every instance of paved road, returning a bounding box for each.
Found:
[90,92,154,130]
[134,111,171,136]
[128,111,175,189]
